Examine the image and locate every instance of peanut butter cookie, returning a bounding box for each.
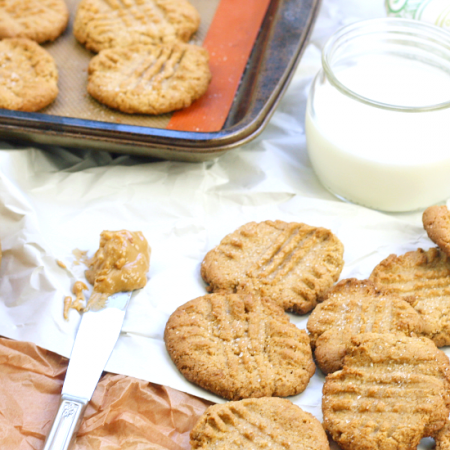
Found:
[201,220,344,314]
[87,42,211,114]
[191,397,330,450]
[423,205,450,257]
[323,333,450,450]
[0,0,69,43]
[307,278,424,374]
[0,38,58,111]
[370,248,450,347]
[74,0,200,53]
[164,293,315,401]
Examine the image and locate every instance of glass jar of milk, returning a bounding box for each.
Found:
[305,18,450,212]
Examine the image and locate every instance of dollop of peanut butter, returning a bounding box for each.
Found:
[85,230,150,311]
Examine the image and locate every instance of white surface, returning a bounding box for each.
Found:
[0,0,446,446]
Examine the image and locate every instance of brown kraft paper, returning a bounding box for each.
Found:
[0,338,211,449]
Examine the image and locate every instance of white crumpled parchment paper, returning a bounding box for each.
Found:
[0,1,445,448]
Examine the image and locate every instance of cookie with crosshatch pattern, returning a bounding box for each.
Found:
[0,0,69,43]
[201,220,344,314]
[87,42,211,114]
[307,278,424,374]
[190,397,330,450]
[322,333,450,450]
[74,0,200,53]
[164,293,315,401]
[370,247,450,347]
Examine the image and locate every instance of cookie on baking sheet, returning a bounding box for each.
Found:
[0,0,69,43]
[437,421,450,450]
[0,38,58,112]
[191,397,330,450]
[201,220,344,314]
[164,293,315,401]
[74,0,200,53]
[323,333,450,450]
[370,247,450,347]
[87,42,211,115]
[307,278,424,374]
[423,205,450,257]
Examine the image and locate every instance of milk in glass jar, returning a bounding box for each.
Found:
[305,18,450,212]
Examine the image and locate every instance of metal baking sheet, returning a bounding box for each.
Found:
[0,0,321,162]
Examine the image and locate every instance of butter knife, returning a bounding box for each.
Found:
[43,291,134,450]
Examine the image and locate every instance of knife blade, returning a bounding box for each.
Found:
[43,290,134,450]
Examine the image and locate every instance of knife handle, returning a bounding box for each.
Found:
[43,394,88,450]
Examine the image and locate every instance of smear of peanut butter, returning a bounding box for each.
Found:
[63,296,72,320]
[72,249,89,266]
[84,230,150,311]
[63,281,89,320]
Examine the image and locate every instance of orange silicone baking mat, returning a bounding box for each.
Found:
[41,0,270,132]
[168,0,272,132]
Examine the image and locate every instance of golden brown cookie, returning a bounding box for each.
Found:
[201,220,344,314]
[323,333,450,450]
[0,38,58,111]
[164,293,315,401]
[191,397,330,450]
[87,42,211,115]
[437,421,450,450]
[0,0,69,43]
[307,278,424,374]
[74,0,200,53]
[423,205,450,257]
[370,248,450,347]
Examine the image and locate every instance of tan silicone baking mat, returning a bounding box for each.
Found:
[40,0,220,129]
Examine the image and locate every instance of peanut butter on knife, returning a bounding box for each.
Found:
[85,230,150,311]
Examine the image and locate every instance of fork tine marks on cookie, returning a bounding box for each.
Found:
[87,42,210,114]
[307,279,424,374]
[74,0,200,52]
[164,293,315,400]
[323,333,450,450]
[0,0,69,43]
[370,248,450,347]
[191,398,330,450]
[201,221,344,314]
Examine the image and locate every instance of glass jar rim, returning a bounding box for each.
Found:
[322,18,450,112]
